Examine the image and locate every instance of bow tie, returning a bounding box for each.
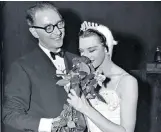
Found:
[50,50,65,60]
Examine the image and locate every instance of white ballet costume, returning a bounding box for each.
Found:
[86,73,128,132]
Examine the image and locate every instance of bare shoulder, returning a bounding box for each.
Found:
[121,73,138,85]
[118,73,138,99]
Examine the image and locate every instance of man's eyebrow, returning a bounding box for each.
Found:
[41,23,52,27]
[43,20,62,27]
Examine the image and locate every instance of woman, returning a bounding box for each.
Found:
[67,21,138,132]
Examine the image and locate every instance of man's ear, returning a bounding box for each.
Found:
[29,28,39,38]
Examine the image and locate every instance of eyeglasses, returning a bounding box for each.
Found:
[31,20,65,33]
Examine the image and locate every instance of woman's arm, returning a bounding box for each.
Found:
[119,75,138,132]
[67,75,138,132]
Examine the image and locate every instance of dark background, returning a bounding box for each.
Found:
[2,1,161,71]
[0,2,5,132]
[1,1,161,132]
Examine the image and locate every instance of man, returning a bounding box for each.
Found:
[2,2,86,132]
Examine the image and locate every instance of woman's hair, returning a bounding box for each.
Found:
[26,2,61,26]
[79,29,109,52]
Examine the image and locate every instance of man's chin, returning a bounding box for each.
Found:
[58,42,63,48]
[55,40,63,47]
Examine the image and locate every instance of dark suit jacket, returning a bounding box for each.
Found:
[2,47,86,132]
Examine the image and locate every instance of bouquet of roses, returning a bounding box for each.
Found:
[52,56,109,132]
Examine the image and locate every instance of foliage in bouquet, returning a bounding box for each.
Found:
[52,104,79,132]
[52,56,109,132]
[57,56,108,98]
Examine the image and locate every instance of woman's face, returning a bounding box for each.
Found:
[79,35,106,68]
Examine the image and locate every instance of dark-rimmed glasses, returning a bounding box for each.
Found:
[31,20,65,33]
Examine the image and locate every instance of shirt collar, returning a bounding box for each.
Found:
[39,43,50,57]
[38,43,61,58]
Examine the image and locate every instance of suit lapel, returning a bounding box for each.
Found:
[33,48,77,79]
[64,52,70,73]
[63,51,75,74]
[33,47,58,79]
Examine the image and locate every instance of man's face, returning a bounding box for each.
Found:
[32,8,65,51]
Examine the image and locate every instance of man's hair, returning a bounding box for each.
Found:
[79,29,109,52]
[26,2,61,26]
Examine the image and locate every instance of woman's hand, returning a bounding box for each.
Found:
[67,89,91,114]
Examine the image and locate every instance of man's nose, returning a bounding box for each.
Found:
[53,26,62,35]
